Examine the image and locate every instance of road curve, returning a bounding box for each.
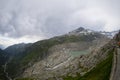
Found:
[110,48,120,80]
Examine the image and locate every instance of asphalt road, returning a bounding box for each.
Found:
[113,48,120,80]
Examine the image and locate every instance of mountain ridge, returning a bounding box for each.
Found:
[1,27,119,80]
[67,27,118,38]
[1,27,118,50]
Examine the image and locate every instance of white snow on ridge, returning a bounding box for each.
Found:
[67,27,119,38]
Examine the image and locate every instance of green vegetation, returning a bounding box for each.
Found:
[16,78,34,80]
[63,48,114,80]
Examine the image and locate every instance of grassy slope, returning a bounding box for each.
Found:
[15,78,34,80]
[63,48,114,80]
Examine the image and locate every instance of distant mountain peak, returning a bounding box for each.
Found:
[75,27,85,32]
[68,27,94,36]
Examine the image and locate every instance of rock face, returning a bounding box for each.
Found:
[23,39,109,80]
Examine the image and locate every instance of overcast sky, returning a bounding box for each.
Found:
[0,0,120,49]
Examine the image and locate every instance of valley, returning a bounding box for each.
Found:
[0,27,120,80]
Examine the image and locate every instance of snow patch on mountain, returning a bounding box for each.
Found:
[67,27,118,38]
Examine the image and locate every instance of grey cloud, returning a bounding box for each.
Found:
[0,0,75,38]
[0,0,120,39]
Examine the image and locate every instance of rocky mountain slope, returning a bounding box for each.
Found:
[2,27,115,80]
[22,33,114,80]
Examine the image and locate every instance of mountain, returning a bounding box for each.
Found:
[2,27,119,80]
[5,43,32,57]
[68,27,95,36]
[0,49,6,65]
[4,27,116,80]
[0,49,8,80]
